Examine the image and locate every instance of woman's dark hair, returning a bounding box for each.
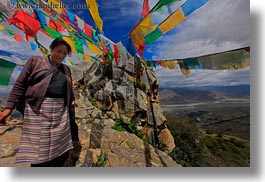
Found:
[49,38,72,54]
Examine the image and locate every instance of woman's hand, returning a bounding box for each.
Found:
[0,109,12,125]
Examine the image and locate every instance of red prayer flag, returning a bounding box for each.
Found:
[141,0,150,18]
[48,19,65,32]
[14,33,23,42]
[61,9,71,25]
[7,9,40,41]
[114,44,119,66]
[84,23,92,38]
[102,46,108,53]
[136,43,146,56]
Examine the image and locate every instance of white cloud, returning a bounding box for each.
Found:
[156,67,250,88]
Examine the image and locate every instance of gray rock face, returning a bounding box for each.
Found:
[93,127,180,167]
[71,45,176,151]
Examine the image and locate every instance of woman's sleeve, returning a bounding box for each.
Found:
[68,66,75,103]
[5,57,34,109]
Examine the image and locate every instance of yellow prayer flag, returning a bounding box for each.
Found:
[164,60,177,69]
[97,41,104,47]
[139,14,156,36]
[178,60,191,76]
[86,40,103,55]
[62,36,76,53]
[159,9,185,34]
[85,0,103,32]
[48,0,63,14]
[130,25,145,47]
[0,24,5,31]
[83,54,92,62]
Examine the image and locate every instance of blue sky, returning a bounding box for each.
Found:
[0,0,250,94]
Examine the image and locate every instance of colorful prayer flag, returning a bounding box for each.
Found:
[7,9,40,41]
[0,58,16,86]
[114,44,119,66]
[159,8,185,34]
[83,54,92,62]
[178,60,191,76]
[85,0,103,32]
[30,41,37,51]
[141,0,150,18]
[198,47,250,70]
[139,14,156,36]
[63,36,76,53]
[152,0,180,12]
[84,23,93,38]
[0,24,5,30]
[14,33,23,42]
[43,25,62,38]
[48,0,63,14]
[144,28,162,45]
[86,40,103,55]
[6,28,15,35]
[181,0,208,17]
[74,36,84,54]
[48,19,65,32]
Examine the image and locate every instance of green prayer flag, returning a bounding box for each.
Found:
[184,58,202,69]
[152,0,180,12]
[0,58,16,86]
[74,36,84,54]
[43,25,62,39]
[147,61,155,67]
[6,28,15,35]
[92,31,100,42]
[105,51,114,62]
[81,32,93,43]
[0,12,8,20]
[144,28,162,45]
[77,52,83,60]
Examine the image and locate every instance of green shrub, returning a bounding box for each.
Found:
[139,82,146,91]
[91,98,97,106]
[112,118,144,139]
[93,153,107,167]
[126,141,135,149]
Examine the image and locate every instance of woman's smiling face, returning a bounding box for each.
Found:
[50,44,68,65]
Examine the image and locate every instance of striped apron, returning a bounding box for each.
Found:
[16,98,73,164]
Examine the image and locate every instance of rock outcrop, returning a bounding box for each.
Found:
[0,43,179,167]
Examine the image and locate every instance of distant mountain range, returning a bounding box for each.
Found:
[158,85,250,104]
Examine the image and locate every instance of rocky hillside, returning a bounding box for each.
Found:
[159,87,227,104]
[0,43,180,167]
[159,85,250,105]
